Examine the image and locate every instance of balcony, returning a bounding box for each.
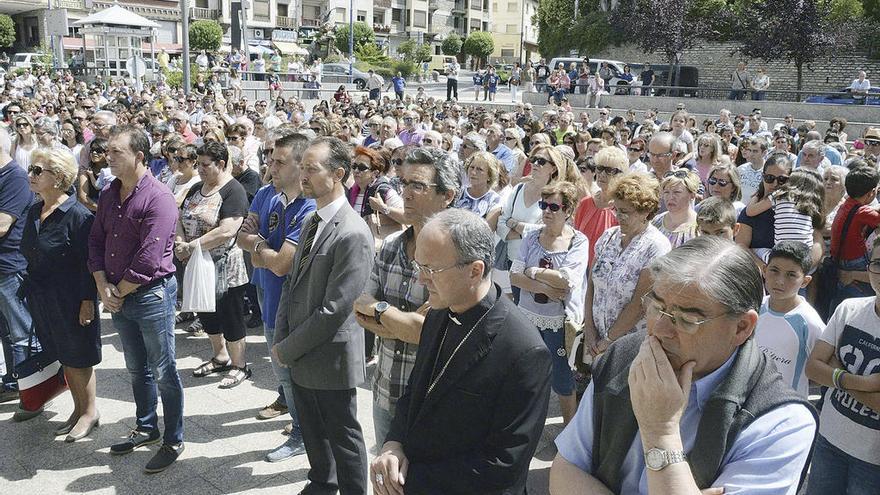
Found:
[374,25,391,33]
[190,7,220,20]
[301,17,321,27]
[375,0,391,8]
[277,16,296,28]
[54,0,85,9]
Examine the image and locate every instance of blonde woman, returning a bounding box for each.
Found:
[651,170,701,247]
[21,149,101,438]
[504,128,528,184]
[574,146,628,264]
[694,132,724,188]
[455,152,502,217]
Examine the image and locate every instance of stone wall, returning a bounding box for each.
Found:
[588,41,880,95]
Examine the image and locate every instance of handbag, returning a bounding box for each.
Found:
[13,329,67,412]
[493,184,523,270]
[816,204,859,321]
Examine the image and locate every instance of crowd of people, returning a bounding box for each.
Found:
[0,64,879,493]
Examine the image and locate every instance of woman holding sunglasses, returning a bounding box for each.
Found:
[75,137,111,212]
[509,181,588,427]
[702,159,745,215]
[735,154,794,268]
[651,169,701,248]
[574,147,628,265]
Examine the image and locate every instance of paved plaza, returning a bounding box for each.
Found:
[0,312,561,494]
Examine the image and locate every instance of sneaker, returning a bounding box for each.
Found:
[110,429,161,455]
[257,398,288,420]
[144,442,185,474]
[12,406,43,422]
[0,388,19,404]
[175,312,194,325]
[186,318,204,334]
[265,433,306,462]
[282,422,294,435]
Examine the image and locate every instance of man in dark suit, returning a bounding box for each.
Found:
[273,137,374,495]
[370,208,552,495]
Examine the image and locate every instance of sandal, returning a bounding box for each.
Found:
[193,358,232,378]
[219,366,252,389]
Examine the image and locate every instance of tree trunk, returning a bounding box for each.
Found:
[796,61,803,102]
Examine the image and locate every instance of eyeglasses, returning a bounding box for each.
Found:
[228,135,243,141]
[16,122,30,128]
[423,138,435,145]
[599,112,609,116]
[352,164,370,172]
[578,164,596,174]
[399,179,437,194]
[166,147,180,154]
[641,293,731,335]
[707,177,729,187]
[763,173,789,185]
[648,151,673,158]
[538,200,564,212]
[411,260,466,277]
[865,140,880,146]
[392,158,404,167]
[531,157,551,167]
[90,148,107,154]
[28,165,53,176]
[596,166,622,176]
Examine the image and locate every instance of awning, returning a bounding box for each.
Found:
[273,41,308,56]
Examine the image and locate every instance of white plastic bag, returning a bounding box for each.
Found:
[181,241,216,313]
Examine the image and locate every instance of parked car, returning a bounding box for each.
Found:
[547,57,630,93]
[496,64,514,85]
[627,63,700,97]
[804,87,880,105]
[321,63,368,90]
[12,53,46,69]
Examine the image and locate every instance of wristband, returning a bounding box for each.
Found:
[254,239,265,253]
[833,368,846,389]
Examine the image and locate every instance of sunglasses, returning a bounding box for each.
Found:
[596,166,622,176]
[865,140,880,146]
[538,200,564,212]
[16,122,30,128]
[90,148,107,154]
[166,147,180,154]
[531,157,551,166]
[578,164,596,173]
[628,147,644,153]
[707,177,729,187]
[423,138,435,145]
[82,105,94,109]
[664,170,692,180]
[392,158,404,167]
[28,165,51,176]
[352,164,370,172]
[763,173,789,185]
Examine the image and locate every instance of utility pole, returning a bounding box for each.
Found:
[348,0,354,85]
[182,0,191,93]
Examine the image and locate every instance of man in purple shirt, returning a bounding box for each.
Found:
[88,125,185,474]
[397,111,424,146]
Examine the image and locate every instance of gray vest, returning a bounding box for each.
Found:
[590,331,817,493]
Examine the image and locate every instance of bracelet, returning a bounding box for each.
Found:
[254,239,265,253]
[833,368,846,389]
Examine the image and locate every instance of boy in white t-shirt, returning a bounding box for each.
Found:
[755,241,824,397]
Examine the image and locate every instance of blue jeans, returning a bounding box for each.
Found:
[539,327,575,396]
[728,89,746,100]
[372,399,396,448]
[0,272,34,391]
[829,255,875,317]
[112,276,184,445]
[807,435,880,495]
[257,286,299,428]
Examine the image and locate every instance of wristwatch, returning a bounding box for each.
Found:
[374,301,391,325]
[644,447,687,471]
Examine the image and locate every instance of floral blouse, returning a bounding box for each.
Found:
[590,225,671,339]
[651,211,698,249]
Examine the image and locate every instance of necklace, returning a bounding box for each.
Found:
[427,299,497,397]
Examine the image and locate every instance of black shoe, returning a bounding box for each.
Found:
[144,442,185,474]
[110,429,161,455]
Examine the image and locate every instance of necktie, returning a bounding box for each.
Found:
[298,214,320,272]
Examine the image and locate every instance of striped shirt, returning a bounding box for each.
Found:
[368,227,428,412]
[773,199,814,247]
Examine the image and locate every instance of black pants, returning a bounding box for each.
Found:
[447,79,458,100]
[292,382,368,495]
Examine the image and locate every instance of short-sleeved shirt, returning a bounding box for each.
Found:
[755,296,824,397]
[257,191,316,328]
[0,161,33,274]
[590,225,671,338]
[455,188,501,218]
[831,197,880,262]
[573,196,618,265]
[738,207,775,249]
[248,184,278,290]
[737,163,764,202]
[234,168,261,203]
[818,296,880,465]
[181,180,250,288]
[651,211,698,248]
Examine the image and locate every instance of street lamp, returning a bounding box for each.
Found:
[349,0,354,85]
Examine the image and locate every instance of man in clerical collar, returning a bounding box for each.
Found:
[370,208,551,495]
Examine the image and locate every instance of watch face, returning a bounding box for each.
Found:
[645,448,666,470]
[376,302,390,313]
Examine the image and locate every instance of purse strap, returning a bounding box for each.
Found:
[833,203,860,266]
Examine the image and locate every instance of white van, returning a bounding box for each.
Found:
[546,57,631,93]
[12,53,45,69]
[427,55,456,73]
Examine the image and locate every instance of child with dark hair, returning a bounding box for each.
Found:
[696,196,739,240]
[755,240,824,397]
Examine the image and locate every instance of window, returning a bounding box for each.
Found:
[508,2,518,12]
[392,8,402,22]
[413,9,427,27]
[195,0,208,8]
[506,24,518,33]
[253,0,269,18]
[357,10,367,22]
[278,4,288,17]
[501,49,515,57]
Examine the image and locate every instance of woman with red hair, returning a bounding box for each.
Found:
[347,146,404,249]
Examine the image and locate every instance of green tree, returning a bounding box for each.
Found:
[462,31,495,68]
[441,34,463,56]
[0,14,14,48]
[189,20,222,52]
[534,0,577,58]
[335,22,376,54]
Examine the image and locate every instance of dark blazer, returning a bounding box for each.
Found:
[274,199,374,390]
[386,286,552,494]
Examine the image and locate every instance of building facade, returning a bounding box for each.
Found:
[488,0,538,65]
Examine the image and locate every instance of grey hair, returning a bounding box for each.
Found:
[94,110,117,125]
[34,117,59,135]
[648,236,763,315]
[403,147,461,198]
[462,132,487,152]
[426,209,495,279]
[802,139,825,154]
[310,136,351,176]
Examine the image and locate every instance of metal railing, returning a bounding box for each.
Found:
[553,83,877,104]
[276,16,296,28]
[190,7,219,20]
[301,18,321,27]
[55,0,85,9]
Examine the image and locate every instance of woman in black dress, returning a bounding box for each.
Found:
[21,148,101,442]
